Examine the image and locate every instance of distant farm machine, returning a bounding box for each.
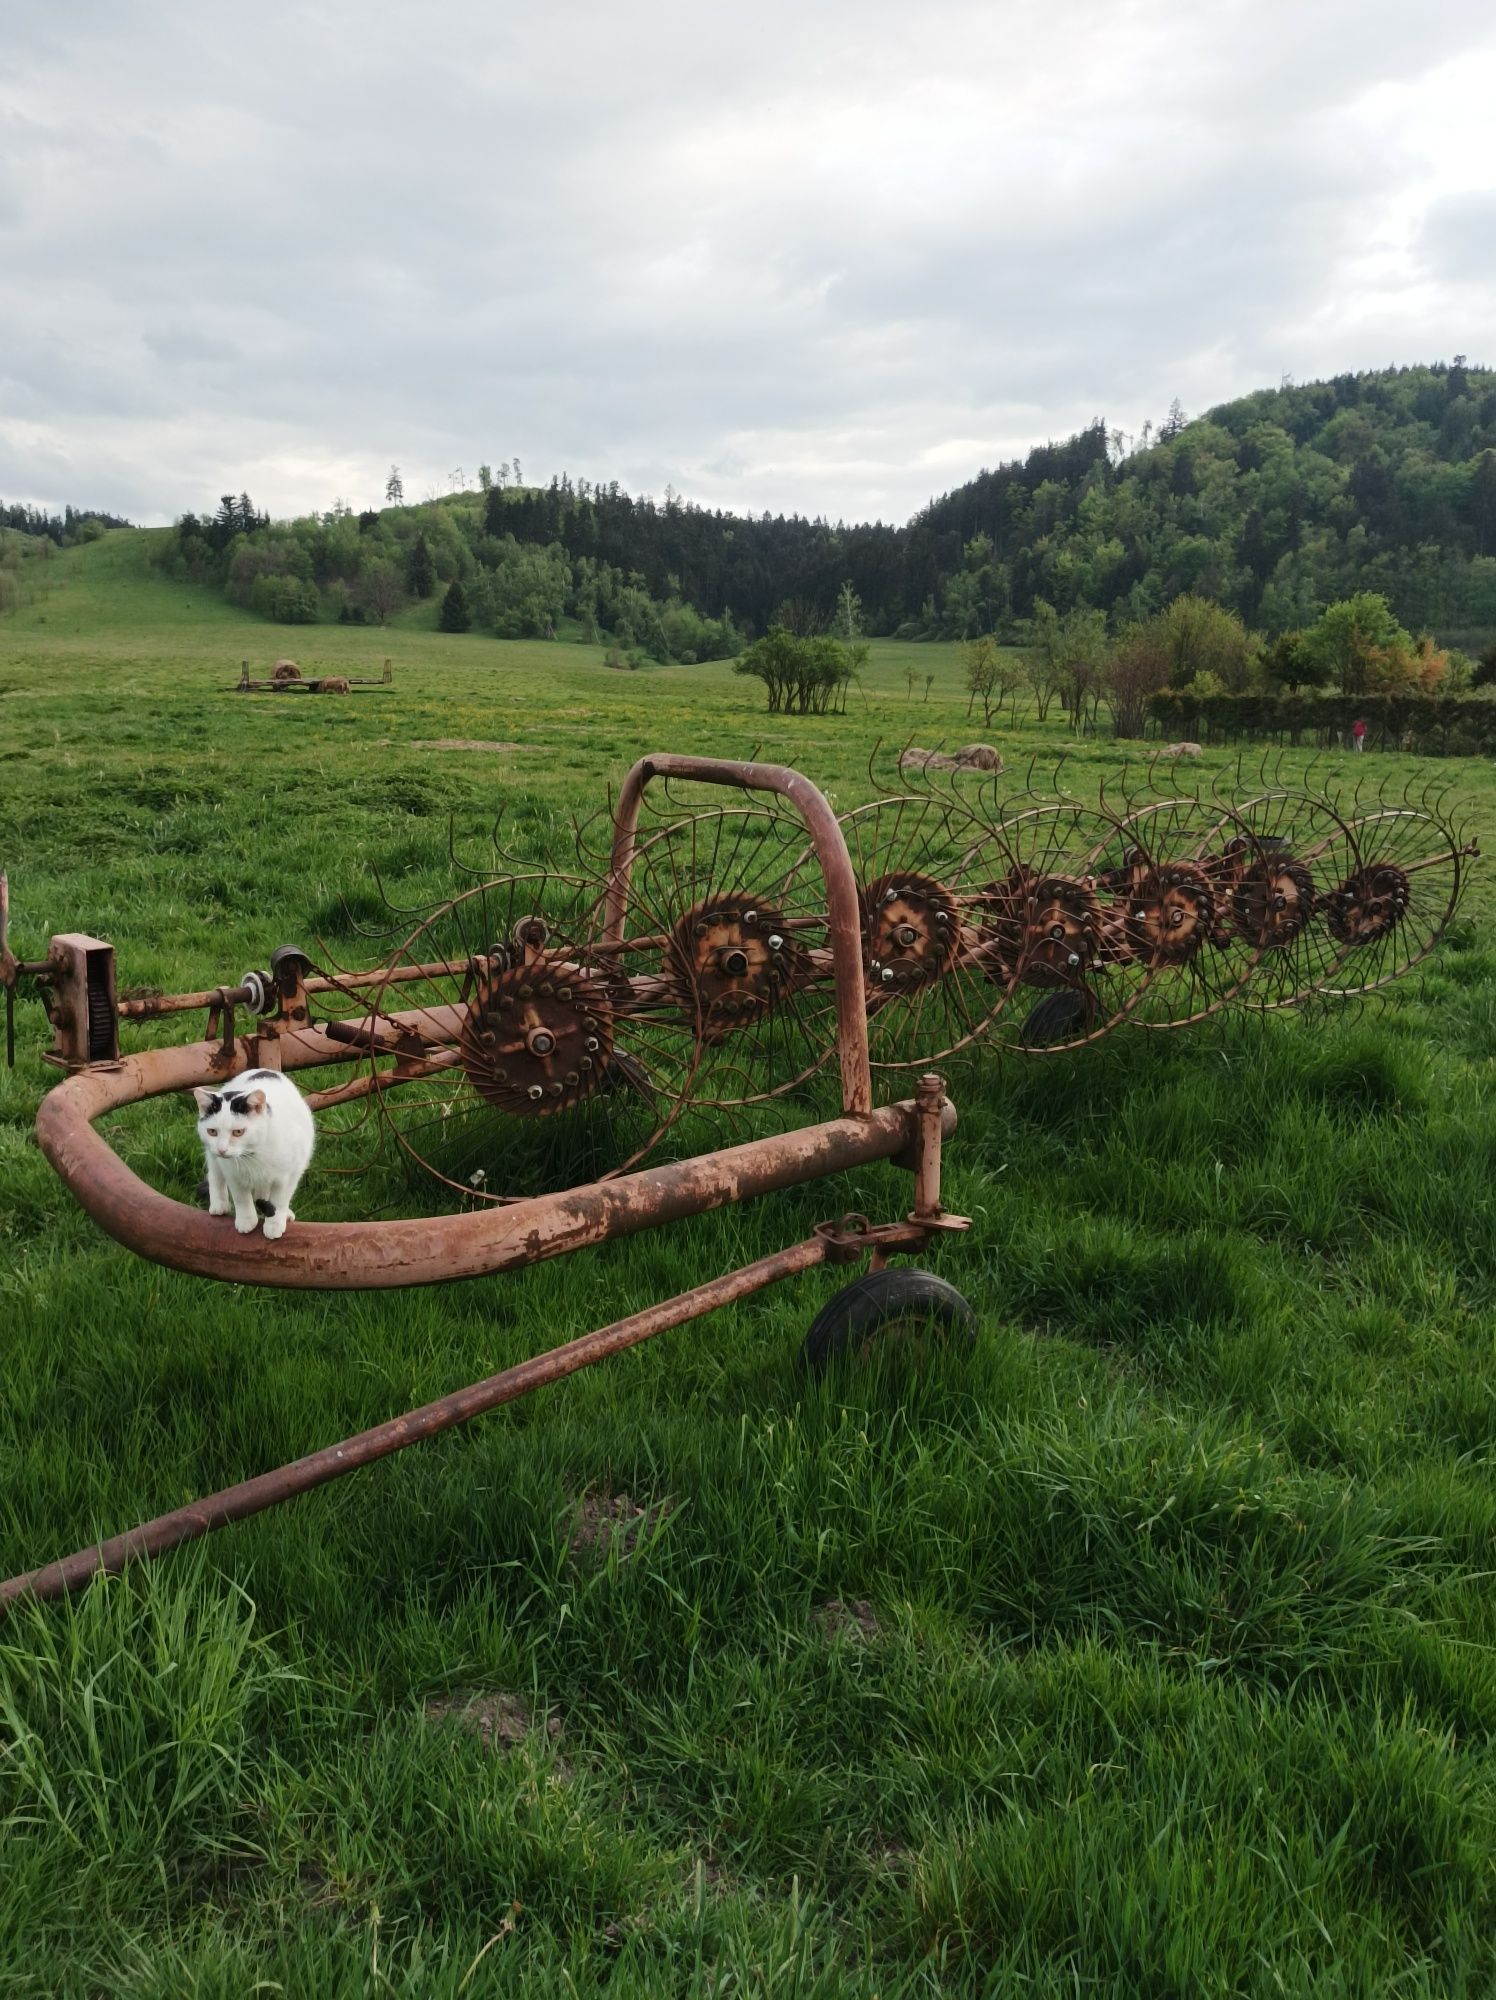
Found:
[232,657,393,693]
[0,750,1475,1609]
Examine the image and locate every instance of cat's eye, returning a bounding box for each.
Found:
[230,1126,246,1137]
[205,1127,218,1136]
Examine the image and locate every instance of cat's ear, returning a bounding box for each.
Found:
[193,1089,220,1115]
[241,1089,268,1114]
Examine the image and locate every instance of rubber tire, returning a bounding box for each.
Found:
[800,1267,978,1375]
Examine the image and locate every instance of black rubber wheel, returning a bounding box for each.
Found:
[800,1267,978,1374]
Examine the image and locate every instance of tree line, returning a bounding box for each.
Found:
[484,363,1496,647]
[153,491,746,663]
[966,588,1496,752]
[149,361,1496,668]
[1,500,132,543]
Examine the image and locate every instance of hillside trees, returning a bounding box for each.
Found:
[962,635,1023,725]
[1103,624,1172,738]
[0,501,131,542]
[153,363,1496,651]
[358,559,404,626]
[406,534,436,598]
[1026,601,1108,731]
[1298,592,1421,694]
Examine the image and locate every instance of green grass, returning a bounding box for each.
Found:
[3,532,1496,1995]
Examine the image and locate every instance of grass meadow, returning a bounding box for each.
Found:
[3,531,1496,1995]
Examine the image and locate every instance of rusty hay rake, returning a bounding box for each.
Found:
[0,750,1474,1610]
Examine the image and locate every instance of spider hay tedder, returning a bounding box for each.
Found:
[0,750,1475,1609]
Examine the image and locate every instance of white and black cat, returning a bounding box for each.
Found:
[194,1069,315,1240]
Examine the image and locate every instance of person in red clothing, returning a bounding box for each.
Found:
[1351,717,1367,752]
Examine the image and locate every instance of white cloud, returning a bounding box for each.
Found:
[0,0,1492,526]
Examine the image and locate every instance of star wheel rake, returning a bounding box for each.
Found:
[589,793,842,1110]
[0,745,1478,1612]
[800,788,1016,1072]
[347,865,707,1204]
[1313,780,1474,1001]
[950,793,1122,1054]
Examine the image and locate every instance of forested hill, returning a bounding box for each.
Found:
[494,362,1496,643]
[147,361,1496,654]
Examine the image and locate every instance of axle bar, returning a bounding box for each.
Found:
[0,1223,936,1611]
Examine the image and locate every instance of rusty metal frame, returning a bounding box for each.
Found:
[604,754,873,1115]
[34,1026,952,1289]
[2,757,970,1610]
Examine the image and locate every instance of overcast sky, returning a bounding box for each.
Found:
[2,0,1494,529]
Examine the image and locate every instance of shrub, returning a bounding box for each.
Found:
[438,579,471,632]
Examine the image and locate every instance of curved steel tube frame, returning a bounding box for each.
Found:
[605,753,873,1114]
[34,757,891,1287]
[4,757,965,1608]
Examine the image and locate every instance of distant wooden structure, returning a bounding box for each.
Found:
[233,659,393,694]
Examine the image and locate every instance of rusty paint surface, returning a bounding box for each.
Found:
[603,755,873,1115]
[34,1025,955,1288]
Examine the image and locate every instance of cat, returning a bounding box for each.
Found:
[194,1068,315,1240]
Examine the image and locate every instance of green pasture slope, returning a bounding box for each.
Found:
[4,529,1496,1996]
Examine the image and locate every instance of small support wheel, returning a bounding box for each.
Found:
[800,1268,978,1374]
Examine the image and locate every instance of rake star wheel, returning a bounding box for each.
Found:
[1324,862,1410,947]
[664,896,812,1046]
[862,871,961,997]
[1014,872,1106,987]
[353,875,697,1204]
[957,794,1150,1053]
[593,800,838,1107]
[1227,852,1318,951]
[1313,798,1474,999]
[458,950,615,1114]
[1116,861,1217,968]
[819,792,1018,1071]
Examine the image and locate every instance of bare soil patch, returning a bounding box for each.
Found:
[423,1689,563,1755]
[813,1596,881,1643]
[568,1490,674,1563]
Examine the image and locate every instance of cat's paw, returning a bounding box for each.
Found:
[233,1210,261,1234]
[208,1199,232,1217]
[261,1211,288,1241]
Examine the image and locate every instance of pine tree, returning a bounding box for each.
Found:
[439,579,471,632]
[385,465,404,505]
[406,534,436,598]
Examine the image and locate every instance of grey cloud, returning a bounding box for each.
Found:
[1,0,1493,525]
[1418,193,1496,282]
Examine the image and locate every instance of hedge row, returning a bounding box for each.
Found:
[1147,690,1496,755]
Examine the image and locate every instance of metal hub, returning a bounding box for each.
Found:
[1325,863,1410,945]
[1229,857,1315,949]
[1022,875,1103,985]
[459,952,615,1114]
[862,872,960,996]
[979,870,1102,988]
[1122,862,1215,966]
[666,897,808,1043]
